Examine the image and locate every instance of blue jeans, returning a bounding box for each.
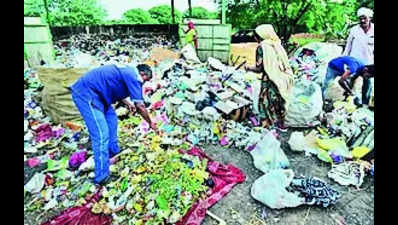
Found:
[361,77,372,105]
[71,91,120,184]
[322,66,372,105]
[322,67,341,99]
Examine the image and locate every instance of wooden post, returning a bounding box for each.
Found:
[221,0,226,24]
[171,0,175,24]
[188,0,192,17]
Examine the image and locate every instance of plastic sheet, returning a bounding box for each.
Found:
[176,147,245,225]
[41,189,112,225]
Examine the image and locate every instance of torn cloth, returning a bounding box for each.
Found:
[291,176,340,207]
[176,147,246,225]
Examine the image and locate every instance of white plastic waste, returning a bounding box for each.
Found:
[288,132,306,152]
[25,173,46,193]
[250,132,290,173]
[251,169,305,209]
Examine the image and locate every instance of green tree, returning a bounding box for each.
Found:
[24,0,46,17]
[24,0,107,26]
[148,5,182,24]
[218,0,369,46]
[182,7,219,19]
[48,0,107,26]
[122,8,158,24]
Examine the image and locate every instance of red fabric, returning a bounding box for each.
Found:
[41,189,111,225]
[177,147,246,225]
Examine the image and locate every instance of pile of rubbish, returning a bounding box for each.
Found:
[24,36,374,223]
[51,33,178,68]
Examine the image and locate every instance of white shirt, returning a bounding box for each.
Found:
[343,23,374,65]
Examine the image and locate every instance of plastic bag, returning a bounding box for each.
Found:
[69,151,88,168]
[288,132,306,152]
[250,132,290,173]
[251,169,305,209]
[25,173,46,193]
[316,137,352,158]
[285,79,323,127]
[352,146,371,159]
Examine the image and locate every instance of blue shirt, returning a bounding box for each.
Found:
[328,56,365,75]
[71,65,143,112]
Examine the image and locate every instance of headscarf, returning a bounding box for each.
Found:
[188,21,195,29]
[357,7,373,18]
[255,24,281,45]
[254,24,294,107]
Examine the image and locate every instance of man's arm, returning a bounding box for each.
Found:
[135,102,151,125]
[338,70,354,96]
[135,102,158,133]
[121,98,136,112]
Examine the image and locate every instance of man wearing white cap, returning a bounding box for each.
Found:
[343,7,374,65]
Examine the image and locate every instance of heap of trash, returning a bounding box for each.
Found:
[24,35,374,224]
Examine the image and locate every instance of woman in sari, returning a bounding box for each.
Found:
[245,24,294,130]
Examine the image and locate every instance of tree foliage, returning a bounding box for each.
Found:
[122,8,158,24]
[24,0,107,26]
[24,0,46,17]
[148,5,182,24]
[182,7,218,19]
[217,0,374,46]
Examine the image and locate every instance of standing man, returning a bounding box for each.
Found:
[70,64,158,184]
[322,56,374,106]
[343,7,374,65]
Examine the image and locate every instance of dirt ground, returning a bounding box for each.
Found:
[24,128,374,225]
[201,129,374,225]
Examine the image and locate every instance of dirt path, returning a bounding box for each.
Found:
[201,129,374,225]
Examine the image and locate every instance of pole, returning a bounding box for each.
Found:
[188,0,192,17]
[43,0,50,25]
[171,0,175,24]
[221,0,226,24]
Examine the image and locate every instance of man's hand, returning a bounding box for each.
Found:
[127,104,136,113]
[122,98,136,113]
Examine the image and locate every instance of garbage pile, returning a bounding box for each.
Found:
[24,37,374,223]
[52,33,178,68]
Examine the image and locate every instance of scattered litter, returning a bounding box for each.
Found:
[328,161,365,187]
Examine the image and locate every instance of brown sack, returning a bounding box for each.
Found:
[37,67,89,124]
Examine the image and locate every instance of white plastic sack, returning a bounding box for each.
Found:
[181,44,201,64]
[250,132,290,173]
[251,169,305,209]
[25,173,46,193]
[285,79,323,127]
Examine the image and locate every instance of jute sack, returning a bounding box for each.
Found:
[37,67,89,124]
